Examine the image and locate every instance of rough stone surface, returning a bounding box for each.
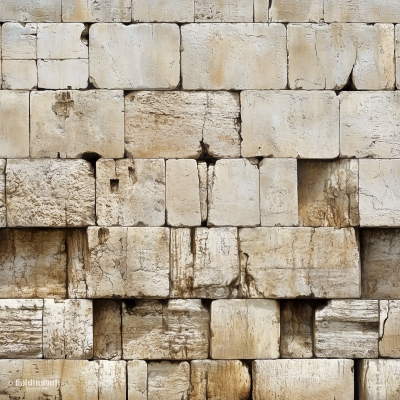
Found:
[98,360,126,400]
[128,360,148,400]
[379,300,400,357]
[0,0,61,22]
[1,22,37,59]
[133,0,194,22]
[397,26,400,89]
[2,59,37,90]
[67,229,88,299]
[198,162,208,222]
[241,90,339,158]
[194,0,253,22]
[267,0,323,22]
[0,160,5,227]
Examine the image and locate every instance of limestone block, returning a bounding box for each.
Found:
[195,0,253,22]
[93,300,121,360]
[128,360,148,400]
[298,160,359,228]
[166,160,201,227]
[89,23,180,89]
[314,300,379,358]
[122,299,209,359]
[253,359,354,400]
[30,90,124,158]
[253,0,269,21]
[43,299,93,359]
[239,227,360,298]
[1,22,37,59]
[241,91,339,158]
[97,360,126,400]
[288,24,395,90]
[181,23,287,90]
[148,362,190,400]
[86,227,170,298]
[1,60,37,90]
[208,159,260,227]
[67,229,88,299]
[211,299,280,359]
[267,0,323,22]
[190,360,251,400]
[0,0,61,22]
[198,162,208,222]
[0,299,43,358]
[96,159,165,227]
[0,91,29,158]
[0,160,5,227]
[379,300,400,357]
[171,228,239,298]
[133,0,194,22]
[397,26,400,89]
[6,159,95,227]
[260,158,298,227]
[359,159,400,227]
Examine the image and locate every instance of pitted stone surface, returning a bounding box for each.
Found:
[195,0,253,22]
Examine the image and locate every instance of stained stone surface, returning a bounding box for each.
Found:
[379,300,400,358]
[128,360,148,400]
[67,229,88,299]
[194,0,253,22]
[198,162,208,222]
[2,60,37,89]
[0,160,5,227]
[133,0,194,22]
[0,0,61,22]
[267,0,323,22]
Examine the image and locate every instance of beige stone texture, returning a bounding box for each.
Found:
[128,360,148,400]
[298,159,359,228]
[133,0,194,22]
[122,299,209,360]
[86,227,170,298]
[89,23,180,89]
[0,0,61,22]
[2,60,37,90]
[208,159,260,227]
[241,90,339,158]
[315,300,379,358]
[181,23,287,90]
[96,159,165,227]
[253,0,269,21]
[190,360,251,400]
[148,362,190,400]
[0,299,43,358]
[6,159,95,227]
[0,91,29,158]
[397,26,400,89]
[30,90,124,158]
[211,299,280,359]
[98,360,126,400]
[43,299,93,359]
[268,0,323,22]
[198,162,208,222]
[253,359,354,400]
[0,160,5,227]
[171,228,240,298]
[1,23,37,59]
[379,300,400,357]
[195,0,253,22]
[67,229,88,299]
[280,300,313,358]
[260,158,298,227]
[359,159,400,227]
[166,160,201,227]
[239,227,360,298]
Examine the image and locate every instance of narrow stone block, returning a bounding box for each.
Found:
[0,0,61,22]
[397,25,400,89]
[128,360,148,400]
[67,229,88,299]
[1,23,37,59]
[133,0,194,22]
[98,360,126,400]
[198,162,208,223]
[0,160,5,227]
[2,60,37,90]
[268,0,323,22]
[195,0,253,22]
[379,300,400,357]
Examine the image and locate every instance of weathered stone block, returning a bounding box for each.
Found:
[6,159,95,227]
[397,26,400,89]
[0,160,5,227]
[315,300,379,358]
[267,0,323,22]
[96,159,165,227]
[122,299,209,360]
[67,229,88,299]
[379,300,400,357]
[2,60,37,90]
[241,91,339,158]
[195,0,253,22]
[89,23,180,89]
[0,0,61,22]
[30,90,124,158]
[98,360,126,400]
[198,162,208,223]
[128,360,147,400]
[133,0,194,22]
[1,22,37,59]
[181,23,287,90]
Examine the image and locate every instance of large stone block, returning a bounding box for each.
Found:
[0,0,61,22]
[181,23,287,90]
[133,0,194,22]
[239,227,360,298]
[379,300,400,357]
[122,299,209,359]
[89,23,180,89]
[6,159,95,227]
[241,91,339,158]
[266,0,323,22]
[30,90,124,158]
[0,160,5,227]
[128,360,147,400]
[195,0,253,22]
[1,23,37,59]
[2,60,37,90]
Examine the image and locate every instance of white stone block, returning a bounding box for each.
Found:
[98,360,126,400]
[379,300,400,357]
[0,0,61,22]
[133,0,194,22]
[195,0,253,22]
[2,60,37,90]
[268,0,323,22]
[128,360,147,400]
[0,161,5,227]
[1,22,37,59]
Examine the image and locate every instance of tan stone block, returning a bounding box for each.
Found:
[0,0,61,22]
[1,23,37,59]
[133,0,194,22]
[2,60,37,90]
[198,162,208,222]
[128,360,148,400]
[315,300,379,358]
[397,26,400,89]
[181,23,287,90]
[268,0,323,22]
[253,0,269,22]
[195,0,253,22]
[0,160,5,227]
[67,229,88,299]
[98,360,126,400]
[122,299,209,360]
[96,159,165,227]
[239,227,360,298]
[379,300,400,357]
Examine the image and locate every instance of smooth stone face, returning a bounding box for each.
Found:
[89,23,180,89]
[30,90,124,158]
[133,0,194,22]
[128,360,148,400]
[0,161,5,227]
[268,0,323,22]
[2,60,37,89]
[241,91,339,158]
[379,300,400,357]
[314,300,379,358]
[0,0,61,22]
[194,0,253,22]
[253,359,354,400]
[181,23,287,90]
[122,299,210,360]
[1,23,37,59]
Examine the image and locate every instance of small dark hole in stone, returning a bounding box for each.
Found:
[110,179,119,193]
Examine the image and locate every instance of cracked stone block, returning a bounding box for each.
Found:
[133,0,194,22]
[1,23,37,59]
[190,360,251,400]
[298,160,359,228]
[43,299,93,359]
[314,300,379,358]
[0,91,29,158]
[253,359,354,400]
[241,91,339,158]
[267,0,323,22]
[208,159,260,227]
[260,158,298,227]
[6,159,95,227]
[195,0,253,22]
[0,160,5,226]
[288,24,395,90]
[0,0,61,22]
[0,299,43,358]
[96,159,165,227]
[211,299,280,359]
[171,228,240,298]
[89,23,180,89]
[239,227,360,298]
[122,299,209,360]
[148,362,190,400]
[181,23,287,90]
[359,159,400,227]
[2,60,37,90]
[198,162,208,222]
[379,300,400,357]
[280,300,313,358]
[86,227,170,298]
[128,360,148,400]
[67,229,88,299]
